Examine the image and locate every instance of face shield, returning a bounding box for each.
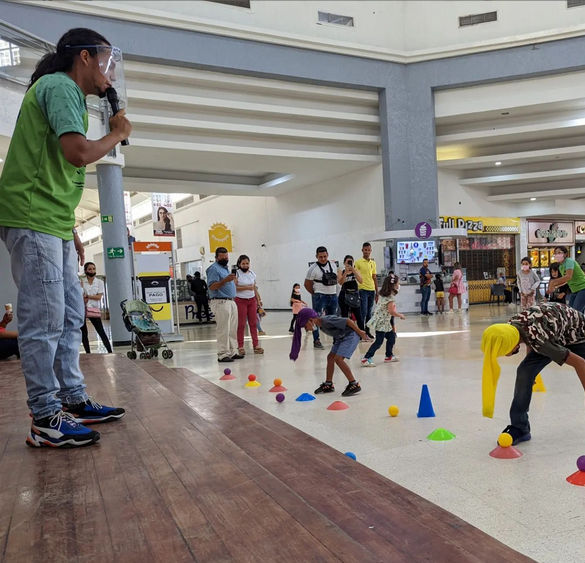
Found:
[66,44,127,108]
[96,46,127,108]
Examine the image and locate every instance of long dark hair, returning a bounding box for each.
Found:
[291,283,300,298]
[84,262,96,274]
[157,207,171,231]
[29,28,110,89]
[550,262,561,278]
[379,274,400,297]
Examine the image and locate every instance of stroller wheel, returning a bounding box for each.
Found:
[144,353,151,360]
[168,350,174,359]
[127,351,136,360]
[162,350,169,359]
[139,352,146,360]
[151,349,158,358]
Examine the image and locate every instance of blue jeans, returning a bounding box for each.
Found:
[312,293,338,342]
[569,289,585,312]
[359,289,376,332]
[0,228,88,418]
[420,286,431,314]
[364,330,396,359]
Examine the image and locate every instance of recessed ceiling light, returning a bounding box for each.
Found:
[530,197,536,201]
[495,161,502,166]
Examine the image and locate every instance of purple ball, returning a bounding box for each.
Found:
[223,368,231,375]
[276,393,285,403]
[577,456,585,472]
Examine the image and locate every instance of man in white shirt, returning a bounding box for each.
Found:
[304,246,339,350]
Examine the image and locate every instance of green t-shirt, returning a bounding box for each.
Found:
[560,257,585,293]
[0,72,88,240]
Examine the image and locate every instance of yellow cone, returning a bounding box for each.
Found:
[245,381,261,388]
[533,374,546,393]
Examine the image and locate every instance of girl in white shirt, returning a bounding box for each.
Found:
[235,255,264,355]
[81,262,113,353]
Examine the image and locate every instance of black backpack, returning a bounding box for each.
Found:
[316,262,338,286]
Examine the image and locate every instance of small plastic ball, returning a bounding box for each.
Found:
[223,368,232,375]
[577,456,585,472]
[388,405,399,417]
[248,374,256,382]
[344,452,357,460]
[498,433,513,448]
[273,378,282,387]
[276,393,285,403]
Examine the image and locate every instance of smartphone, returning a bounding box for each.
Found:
[348,259,353,266]
[231,266,238,276]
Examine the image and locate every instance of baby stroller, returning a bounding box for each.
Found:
[120,299,174,360]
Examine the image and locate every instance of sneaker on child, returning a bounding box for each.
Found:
[315,382,335,394]
[361,357,376,367]
[341,381,361,397]
[384,355,399,363]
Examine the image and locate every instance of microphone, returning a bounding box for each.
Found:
[105,87,129,146]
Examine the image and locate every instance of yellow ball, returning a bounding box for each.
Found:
[388,405,399,417]
[498,433,513,448]
[273,378,282,387]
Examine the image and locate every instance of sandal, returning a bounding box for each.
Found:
[253,347,264,354]
[238,348,246,356]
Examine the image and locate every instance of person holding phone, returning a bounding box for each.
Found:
[338,255,366,335]
[206,247,243,363]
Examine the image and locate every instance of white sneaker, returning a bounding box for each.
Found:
[384,356,399,363]
[361,357,376,367]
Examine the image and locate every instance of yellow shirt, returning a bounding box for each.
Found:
[355,258,377,291]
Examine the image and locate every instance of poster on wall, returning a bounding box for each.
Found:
[208,222,233,253]
[151,193,175,237]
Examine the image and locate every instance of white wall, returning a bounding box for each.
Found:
[438,168,518,218]
[85,165,386,308]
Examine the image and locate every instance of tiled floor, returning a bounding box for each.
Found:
[92,305,585,563]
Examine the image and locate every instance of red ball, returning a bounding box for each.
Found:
[248,374,256,382]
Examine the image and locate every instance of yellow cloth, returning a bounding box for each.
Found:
[481,324,520,418]
[355,258,377,291]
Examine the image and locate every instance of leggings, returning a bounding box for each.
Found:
[81,317,113,353]
[339,292,365,331]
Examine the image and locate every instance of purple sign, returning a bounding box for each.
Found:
[415,222,432,240]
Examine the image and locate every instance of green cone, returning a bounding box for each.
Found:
[427,428,456,442]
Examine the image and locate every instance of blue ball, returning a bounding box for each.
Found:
[344,452,357,460]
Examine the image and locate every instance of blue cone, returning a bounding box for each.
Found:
[344,452,357,460]
[296,393,316,402]
[417,384,435,418]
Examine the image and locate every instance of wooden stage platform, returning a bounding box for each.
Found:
[0,355,535,563]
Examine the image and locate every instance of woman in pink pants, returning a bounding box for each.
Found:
[235,255,264,355]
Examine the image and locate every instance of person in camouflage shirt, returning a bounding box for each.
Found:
[481,302,585,445]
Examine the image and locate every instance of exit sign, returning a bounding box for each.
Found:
[107,247,125,259]
[101,215,114,223]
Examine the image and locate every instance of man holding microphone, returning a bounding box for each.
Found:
[0,28,131,448]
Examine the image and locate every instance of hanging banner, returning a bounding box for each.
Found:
[151,193,175,237]
[208,222,233,253]
[123,191,133,230]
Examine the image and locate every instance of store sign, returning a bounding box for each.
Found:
[415,222,432,239]
[439,216,520,234]
[133,241,173,253]
[528,221,574,246]
[576,221,585,236]
[208,222,233,253]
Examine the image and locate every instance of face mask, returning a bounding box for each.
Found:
[554,254,565,263]
[218,259,229,267]
[521,265,530,272]
[294,289,300,294]
[86,272,96,278]
[240,267,249,272]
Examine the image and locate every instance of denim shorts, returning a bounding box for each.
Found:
[330,331,360,359]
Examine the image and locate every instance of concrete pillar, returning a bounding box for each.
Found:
[96,163,133,345]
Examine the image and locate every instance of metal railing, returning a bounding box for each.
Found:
[0,20,100,112]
